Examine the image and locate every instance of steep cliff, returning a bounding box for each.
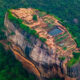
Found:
[4,8,80,80]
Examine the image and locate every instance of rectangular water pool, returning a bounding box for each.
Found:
[48,27,62,36]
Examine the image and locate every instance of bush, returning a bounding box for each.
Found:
[33,15,38,21]
[63,47,67,50]
[8,10,23,24]
[31,29,37,35]
[35,34,39,38]
[20,23,30,31]
[59,57,65,61]
[39,37,47,43]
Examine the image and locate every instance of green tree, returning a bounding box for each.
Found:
[33,15,38,21]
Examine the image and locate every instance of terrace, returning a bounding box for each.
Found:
[10,8,77,57]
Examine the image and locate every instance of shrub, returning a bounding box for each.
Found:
[20,23,30,30]
[39,37,47,43]
[35,34,39,38]
[59,57,65,61]
[33,15,37,21]
[8,10,23,24]
[63,47,67,50]
[17,18,23,24]
[31,29,37,35]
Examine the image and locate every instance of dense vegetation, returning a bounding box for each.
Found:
[67,52,80,67]
[0,0,80,80]
[0,43,36,80]
[33,15,38,21]
[59,57,65,61]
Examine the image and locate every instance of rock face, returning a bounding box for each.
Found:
[4,12,56,65]
[67,63,80,80]
[4,9,79,80]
